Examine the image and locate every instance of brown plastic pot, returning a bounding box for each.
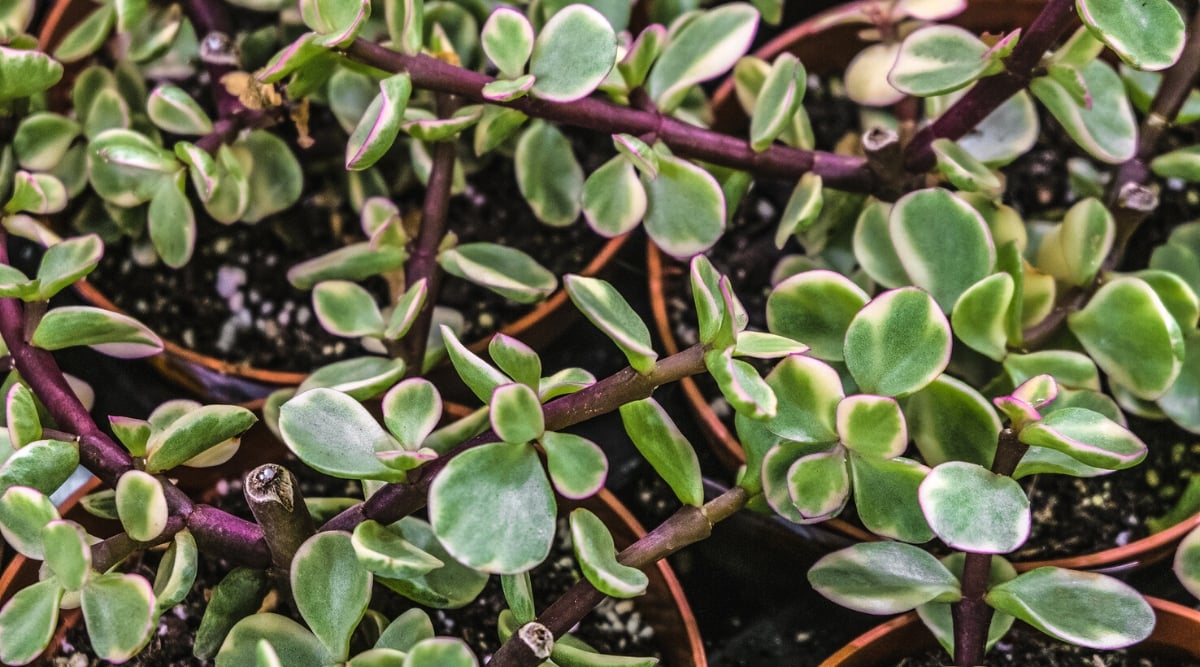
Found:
[648,0,1200,574]
[36,0,630,404]
[819,596,1200,666]
[0,419,706,665]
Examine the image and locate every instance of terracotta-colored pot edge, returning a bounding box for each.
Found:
[818,597,1200,666]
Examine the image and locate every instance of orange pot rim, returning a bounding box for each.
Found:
[818,596,1200,666]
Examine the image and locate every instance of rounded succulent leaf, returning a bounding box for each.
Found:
[482,8,534,78]
[0,486,58,559]
[488,334,541,389]
[844,288,952,398]
[0,45,63,102]
[145,404,256,473]
[1036,198,1114,287]
[300,0,371,46]
[116,470,168,541]
[642,153,726,258]
[375,517,489,608]
[345,73,413,172]
[850,455,934,543]
[785,447,850,521]
[0,439,79,497]
[229,130,303,223]
[761,440,837,523]
[931,138,1002,195]
[750,53,805,152]
[293,532,371,660]
[13,112,79,171]
[618,398,703,506]
[644,3,759,111]
[529,5,617,102]
[42,520,91,591]
[52,3,116,62]
[375,608,435,652]
[986,567,1154,649]
[81,573,156,662]
[890,188,995,312]
[889,25,994,97]
[280,388,406,481]
[763,354,843,443]
[1158,333,1200,434]
[845,42,904,106]
[0,578,62,664]
[439,242,558,304]
[153,530,198,611]
[405,638,478,667]
[297,356,406,400]
[37,234,103,301]
[951,272,1015,361]
[312,280,385,338]
[1174,525,1200,599]
[945,91,1039,167]
[1076,0,1184,71]
[706,348,776,419]
[87,129,177,207]
[570,508,648,598]
[919,461,1030,553]
[565,275,657,374]
[808,542,960,614]
[1003,350,1100,391]
[490,383,544,444]
[429,442,556,574]
[837,394,906,459]
[541,431,607,499]
[581,155,647,238]
[1030,60,1136,164]
[1018,407,1147,470]
[514,121,582,227]
[767,270,868,361]
[215,613,331,667]
[905,375,1000,467]
[382,379,442,451]
[1068,276,1184,400]
[147,85,213,135]
[285,242,408,289]
[852,200,906,289]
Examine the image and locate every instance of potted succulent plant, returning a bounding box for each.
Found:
[4,0,1200,664]
[27,0,639,403]
[647,0,1200,577]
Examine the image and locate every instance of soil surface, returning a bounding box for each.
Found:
[84,142,606,374]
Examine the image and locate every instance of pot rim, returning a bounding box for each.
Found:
[817,596,1200,666]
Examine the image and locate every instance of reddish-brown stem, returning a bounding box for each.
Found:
[342,40,876,191]
[489,486,748,667]
[398,97,458,373]
[320,344,710,532]
[904,0,1080,172]
[951,428,1028,666]
[1024,7,1200,346]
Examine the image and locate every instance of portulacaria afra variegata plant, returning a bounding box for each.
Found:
[2,0,1200,663]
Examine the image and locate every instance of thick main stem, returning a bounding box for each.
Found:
[488,486,749,667]
[320,343,710,532]
[904,0,1080,172]
[951,428,1028,666]
[342,40,876,191]
[398,99,458,372]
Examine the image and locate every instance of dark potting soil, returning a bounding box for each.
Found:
[54,457,659,664]
[83,141,606,375]
[894,625,1200,667]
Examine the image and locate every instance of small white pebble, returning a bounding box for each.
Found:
[216,266,247,299]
